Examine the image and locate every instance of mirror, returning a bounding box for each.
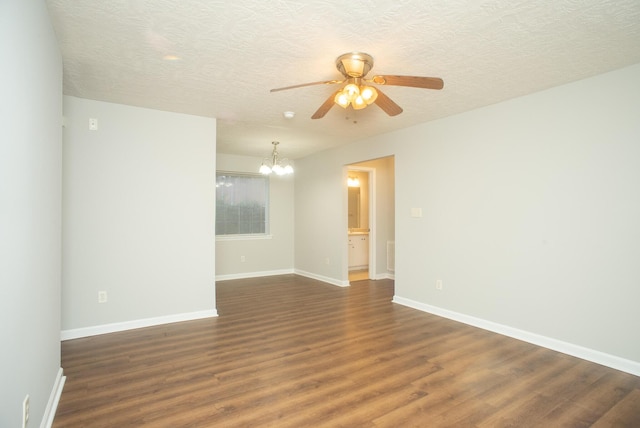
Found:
[348,187,360,228]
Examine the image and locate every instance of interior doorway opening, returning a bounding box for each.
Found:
[347,167,372,282]
[346,156,395,284]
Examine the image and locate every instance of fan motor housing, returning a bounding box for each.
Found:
[336,52,374,78]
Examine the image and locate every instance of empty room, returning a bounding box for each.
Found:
[3,0,640,426]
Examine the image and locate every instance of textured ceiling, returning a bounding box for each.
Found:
[46,0,640,159]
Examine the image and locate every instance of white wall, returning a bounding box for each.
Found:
[0,1,62,426]
[295,63,640,371]
[215,153,294,279]
[295,148,396,284]
[62,96,217,334]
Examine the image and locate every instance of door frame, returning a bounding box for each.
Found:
[345,165,376,281]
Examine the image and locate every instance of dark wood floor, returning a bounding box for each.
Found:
[54,275,640,427]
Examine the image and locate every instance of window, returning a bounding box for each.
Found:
[216,172,269,237]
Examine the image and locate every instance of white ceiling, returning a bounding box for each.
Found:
[46,0,640,159]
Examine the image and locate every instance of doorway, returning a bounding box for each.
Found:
[347,167,373,282]
[346,156,395,284]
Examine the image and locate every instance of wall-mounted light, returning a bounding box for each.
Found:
[347,176,360,187]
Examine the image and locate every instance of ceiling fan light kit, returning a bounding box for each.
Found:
[334,78,378,110]
[271,52,443,119]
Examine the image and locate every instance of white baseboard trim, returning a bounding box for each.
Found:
[41,367,65,428]
[374,272,395,280]
[294,269,350,287]
[60,309,218,341]
[392,295,640,377]
[215,268,294,282]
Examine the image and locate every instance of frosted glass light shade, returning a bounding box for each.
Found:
[343,83,360,100]
[259,164,271,174]
[360,85,378,104]
[353,95,366,109]
[335,92,350,108]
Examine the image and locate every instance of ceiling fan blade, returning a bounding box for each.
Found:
[270,80,343,92]
[311,90,340,119]
[371,75,444,90]
[374,88,403,116]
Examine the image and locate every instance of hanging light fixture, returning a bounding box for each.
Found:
[259,141,294,175]
[333,77,378,111]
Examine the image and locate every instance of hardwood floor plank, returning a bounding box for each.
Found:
[54,275,640,427]
[591,388,640,427]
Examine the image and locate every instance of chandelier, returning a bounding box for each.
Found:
[334,77,378,110]
[259,141,293,175]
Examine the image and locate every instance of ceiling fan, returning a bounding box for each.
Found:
[270,52,444,119]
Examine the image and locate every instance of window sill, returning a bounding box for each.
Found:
[216,234,273,241]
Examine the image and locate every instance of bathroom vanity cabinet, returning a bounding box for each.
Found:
[348,234,368,270]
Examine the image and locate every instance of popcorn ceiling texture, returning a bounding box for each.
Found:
[46,0,640,158]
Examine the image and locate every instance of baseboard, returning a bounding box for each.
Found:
[294,269,350,287]
[216,269,389,287]
[215,268,294,282]
[392,295,640,377]
[60,309,218,341]
[41,367,65,428]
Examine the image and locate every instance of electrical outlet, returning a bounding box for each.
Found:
[240,255,246,262]
[89,118,98,130]
[436,280,443,290]
[325,258,330,265]
[98,291,108,303]
[22,395,29,428]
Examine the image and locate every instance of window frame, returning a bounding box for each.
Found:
[215,171,271,241]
